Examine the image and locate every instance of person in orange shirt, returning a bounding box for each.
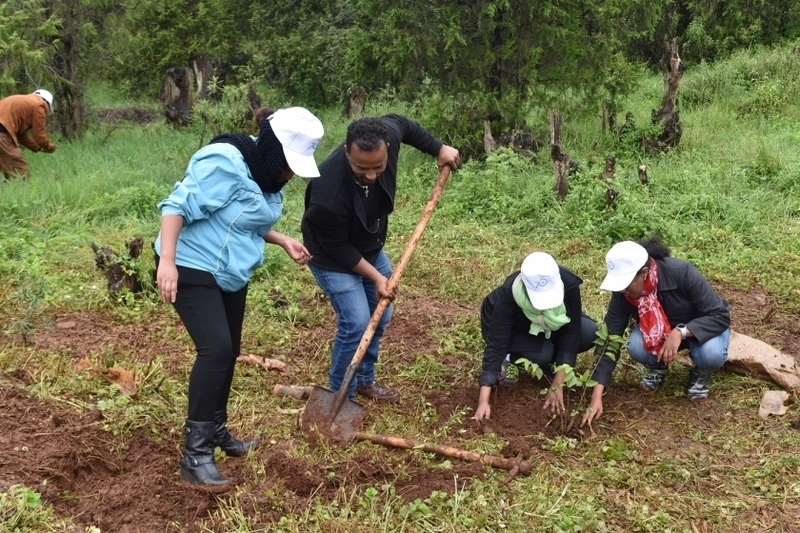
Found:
[0,89,57,179]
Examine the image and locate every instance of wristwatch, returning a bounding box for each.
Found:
[676,323,688,340]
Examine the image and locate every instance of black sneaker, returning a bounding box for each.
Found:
[498,356,517,385]
[639,363,669,392]
[687,368,711,402]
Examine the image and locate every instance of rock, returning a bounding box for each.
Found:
[758,390,790,419]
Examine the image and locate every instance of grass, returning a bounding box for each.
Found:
[2,45,800,531]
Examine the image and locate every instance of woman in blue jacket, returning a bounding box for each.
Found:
[155,107,323,486]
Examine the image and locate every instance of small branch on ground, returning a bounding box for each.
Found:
[237,355,287,373]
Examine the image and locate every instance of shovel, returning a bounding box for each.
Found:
[301,166,453,444]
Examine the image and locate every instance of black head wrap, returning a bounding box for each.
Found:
[209,117,291,193]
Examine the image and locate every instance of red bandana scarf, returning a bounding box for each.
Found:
[625,258,671,354]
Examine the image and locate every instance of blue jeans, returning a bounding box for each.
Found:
[627,325,730,371]
[309,251,393,398]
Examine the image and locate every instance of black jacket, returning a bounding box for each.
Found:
[301,114,443,272]
[591,256,731,386]
[479,266,586,387]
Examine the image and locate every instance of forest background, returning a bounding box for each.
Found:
[1,0,800,531]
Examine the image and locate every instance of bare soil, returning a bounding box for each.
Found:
[1,283,798,531]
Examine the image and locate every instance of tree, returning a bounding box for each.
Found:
[102,0,252,98]
[0,0,59,95]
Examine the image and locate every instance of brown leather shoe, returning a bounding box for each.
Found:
[355,382,400,402]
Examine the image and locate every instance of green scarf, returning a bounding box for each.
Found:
[512,274,570,338]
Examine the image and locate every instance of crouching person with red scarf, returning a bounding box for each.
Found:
[581,236,730,427]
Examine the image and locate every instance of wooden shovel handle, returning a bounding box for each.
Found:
[346,166,452,371]
[355,431,531,475]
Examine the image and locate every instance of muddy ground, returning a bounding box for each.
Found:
[1,283,798,531]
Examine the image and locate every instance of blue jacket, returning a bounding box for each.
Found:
[155,143,283,292]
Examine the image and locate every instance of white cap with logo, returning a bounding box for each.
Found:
[520,252,564,310]
[33,89,54,114]
[268,107,324,178]
[600,241,649,291]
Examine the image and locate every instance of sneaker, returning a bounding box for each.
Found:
[687,368,711,402]
[355,381,400,402]
[498,355,516,385]
[639,363,669,392]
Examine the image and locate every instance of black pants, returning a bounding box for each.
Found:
[156,256,247,422]
[481,314,598,367]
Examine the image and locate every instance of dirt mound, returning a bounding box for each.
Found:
[1,282,798,530]
[0,386,220,533]
[0,382,489,531]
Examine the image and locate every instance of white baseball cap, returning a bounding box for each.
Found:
[268,107,324,178]
[33,89,54,114]
[600,241,649,291]
[520,252,564,310]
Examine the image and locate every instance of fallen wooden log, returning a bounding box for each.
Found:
[725,331,800,390]
[676,330,800,391]
[237,355,287,372]
[354,431,531,476]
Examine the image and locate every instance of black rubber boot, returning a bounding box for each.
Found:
[213,410,258,457]
[180,420,230,486]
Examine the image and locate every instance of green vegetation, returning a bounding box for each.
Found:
[2,44,800,531]
[5,0,800,149]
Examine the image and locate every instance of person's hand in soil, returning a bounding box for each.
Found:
[472,385,492,420]
[543,370,566,414]
[581,384,605,427]
[658,328,683,364]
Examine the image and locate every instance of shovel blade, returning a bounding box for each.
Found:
[301,386,366,444]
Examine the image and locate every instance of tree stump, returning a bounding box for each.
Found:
[193,55,228,101]
[600,156,616,181]
[483,120,497,154]
[342,85,366,118]
[159,67,194,126]
[646,38,685,150]
[638,164,648,184]
[91,238,145,296]
[484,121,543,157]
[605,188,619,208]
[550,110,572,200]
[193,56,215,100]
[602,100,617,134]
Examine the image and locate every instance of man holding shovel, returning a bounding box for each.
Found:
[302,115,459,402]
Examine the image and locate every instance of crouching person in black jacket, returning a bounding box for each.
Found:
[581,236,730,428]
[473,252,597,420]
